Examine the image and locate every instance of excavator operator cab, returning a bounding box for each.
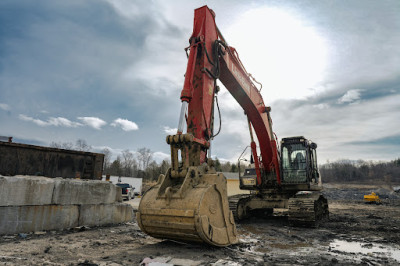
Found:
[239,166,258,190]
[280,136,320,186]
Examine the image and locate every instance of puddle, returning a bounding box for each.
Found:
[330,239,400,262]
[239,235,259,244]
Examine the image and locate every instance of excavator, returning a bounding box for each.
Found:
[137,5,329,247]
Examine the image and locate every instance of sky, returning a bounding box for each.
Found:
[0,0,399,164]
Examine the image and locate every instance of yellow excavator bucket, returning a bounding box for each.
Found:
[137,166,238,246]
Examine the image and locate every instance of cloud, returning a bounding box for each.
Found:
[338,89,361,104]
[19,114,82,128]
[313,103,329,109]
[271,88,400,162]
[48,117,82,127]
[92,145,124,160]
[107,0,187,98]
[153,151,170,163]
[19,114,48,127]
[111,118,139,131]
[2,1,400,164]
[225,6,328,101]
[19,115,108,130]
[0,103,10,111]
[77,117,107,130]
[163,126,177,135]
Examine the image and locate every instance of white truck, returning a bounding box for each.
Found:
[116,183,135,200]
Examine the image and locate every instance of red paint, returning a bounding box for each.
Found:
[179,5,281,183]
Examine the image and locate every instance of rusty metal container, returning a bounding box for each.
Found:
[0,141,104,179]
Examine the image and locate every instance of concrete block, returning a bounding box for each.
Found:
[0,205,79,235]
[52,179,119,205]
[0,175,55,206]
[79,203,133,227]
[116,186,123,202]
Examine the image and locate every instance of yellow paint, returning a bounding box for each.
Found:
[364,192,381,203]
[226,179,250,196]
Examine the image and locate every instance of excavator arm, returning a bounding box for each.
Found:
[137,5,280,246]
[177,5,281,185]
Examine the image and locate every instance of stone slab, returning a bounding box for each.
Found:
[115,186,123,202]
[0,205,79,235]
[52,179,119,205]
[0,176,121,206]
[0,175,55,206]
[79,203,133,227]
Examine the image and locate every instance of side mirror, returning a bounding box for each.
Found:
[310,142,317,149]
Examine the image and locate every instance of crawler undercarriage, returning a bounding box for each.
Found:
[229,191,329,227]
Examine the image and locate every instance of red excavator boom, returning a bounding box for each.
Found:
[178,5,281,184]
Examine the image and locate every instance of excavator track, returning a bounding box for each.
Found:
[228,194,251,221]
[229,192,329,227]
[288,192,329,227]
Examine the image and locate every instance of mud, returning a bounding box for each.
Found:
[0,183,399,265]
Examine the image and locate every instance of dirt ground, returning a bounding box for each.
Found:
[1,183,399,265]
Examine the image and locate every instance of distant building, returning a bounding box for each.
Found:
[222,172,250,196]
[223,172,239,180]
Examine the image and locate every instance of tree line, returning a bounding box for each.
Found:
[319,158,400,184]
[103,150,240,183]
[51,140,400,184]
[50,140,239,182]
[102,147,170,182]
[50,139,92,152]
[105,153,400,185]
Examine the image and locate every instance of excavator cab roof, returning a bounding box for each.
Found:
[281,136,317,149]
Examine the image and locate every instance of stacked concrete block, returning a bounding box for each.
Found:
[0,175,133,235]
[0,205,79,234]
[0,176,55,206]
[79,203,133,227]
[52,178,121,205]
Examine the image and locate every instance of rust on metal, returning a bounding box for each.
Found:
[0,141,104,179]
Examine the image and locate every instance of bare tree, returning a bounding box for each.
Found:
[102,148,112,172]
[50,141,74,150]
[143,160,171,182]
[144,160,159,182]
[50,142,61,149]
[121,149,137,177]
[75,139,92,152]
[109,156,123,176]
[160,160,171,174]
[137,147,153,170]
[221,161,232,172]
